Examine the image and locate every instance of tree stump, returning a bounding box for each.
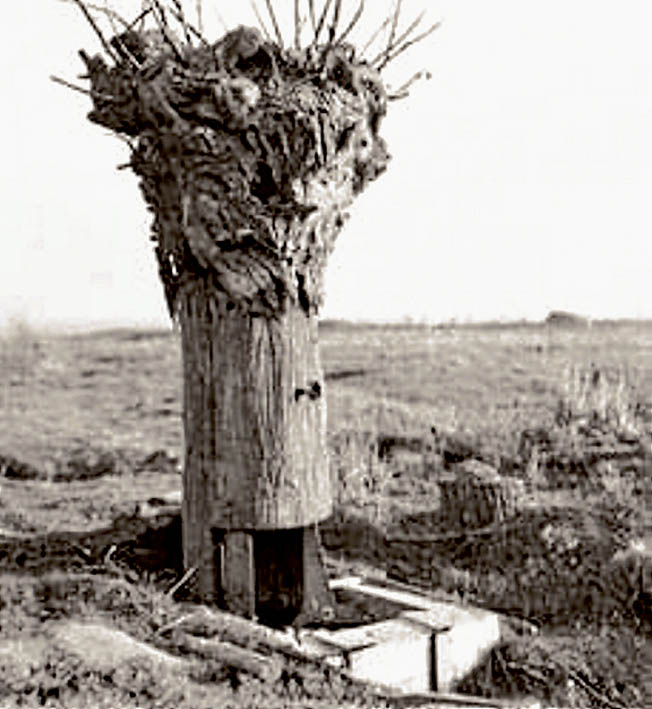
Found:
[438,460,522,529]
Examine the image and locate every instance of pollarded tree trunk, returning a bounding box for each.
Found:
[71,10,404,622]
[178,281,331,601]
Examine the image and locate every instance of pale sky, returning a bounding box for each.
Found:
[2,1,651,330]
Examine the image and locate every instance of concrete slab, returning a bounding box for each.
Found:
[402,606,501,691]
[312,618,433,692]
[315,577,502,693]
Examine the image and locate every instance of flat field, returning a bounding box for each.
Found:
[1,319,652,707]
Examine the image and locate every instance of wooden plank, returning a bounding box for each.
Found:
[327,576,452,623]
[222,531,256,618]
[298,525,336,624]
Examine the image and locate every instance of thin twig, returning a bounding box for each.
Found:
[167,566,197,598]
[215,9,229,33]
[70,0,119,62]
[294,0,301,49]
[376,22,440,70]
[128,6,152,31]
[150,0,187,64]
[313,0,333,45]
[196,0,203,36]
[57,0,130,28]
[370,10,424,65]
[328,0,343,43]
[388,69,430,99]
[334,0,364,45]
[250,0,272,42]
[50,74,117,102]
[386,0,402,58]
[102,0,118,33]
[111,34,143,70]
[360,14,392,56]
[308,0,316,33]
[264,0,283,45]
[150,0,167,26]
[168,7,209,45]
[170,0,192,44]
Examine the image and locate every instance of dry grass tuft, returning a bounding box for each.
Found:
[556,362,644,436]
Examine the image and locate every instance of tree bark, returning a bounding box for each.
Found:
[178,280,332,601]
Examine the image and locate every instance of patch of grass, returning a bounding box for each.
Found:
[556,362,644,436]
[0,317,41,407]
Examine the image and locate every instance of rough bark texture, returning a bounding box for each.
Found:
[178,280,331,600]
[179,281,330,530]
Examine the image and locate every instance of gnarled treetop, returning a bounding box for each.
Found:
[58,0,437,317]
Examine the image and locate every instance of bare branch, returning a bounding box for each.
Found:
[334,0,364,45]
[386,0,403,55]
[70,0,119,62]
[328,0,343,43]
[57,0,130,28]
[360,14,391,56]
[263,0,284,45]
[370,10,424,65]
[376,21,440,70]
[101,0,118,34]
[170,0,193,45]
[294,0,301,49]
[250,1,272,42]
[111,34,143,69]
[388,69,430,99]
[308,0,316,33]
[128,6,152,31]
[313,0,333,45]
[50,74,116,102]
[196,0,203,36]
[149,0,167,27]
[215,9,229,33]
[168,7,210,46]
[150,0,186,64]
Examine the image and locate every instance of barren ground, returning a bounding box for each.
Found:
[1,320,652,707]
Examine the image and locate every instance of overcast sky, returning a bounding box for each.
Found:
[2,0,651,330]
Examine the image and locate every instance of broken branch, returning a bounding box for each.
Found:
[388,69,430,99]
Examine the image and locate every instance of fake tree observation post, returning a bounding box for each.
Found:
[59,0,437,625]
